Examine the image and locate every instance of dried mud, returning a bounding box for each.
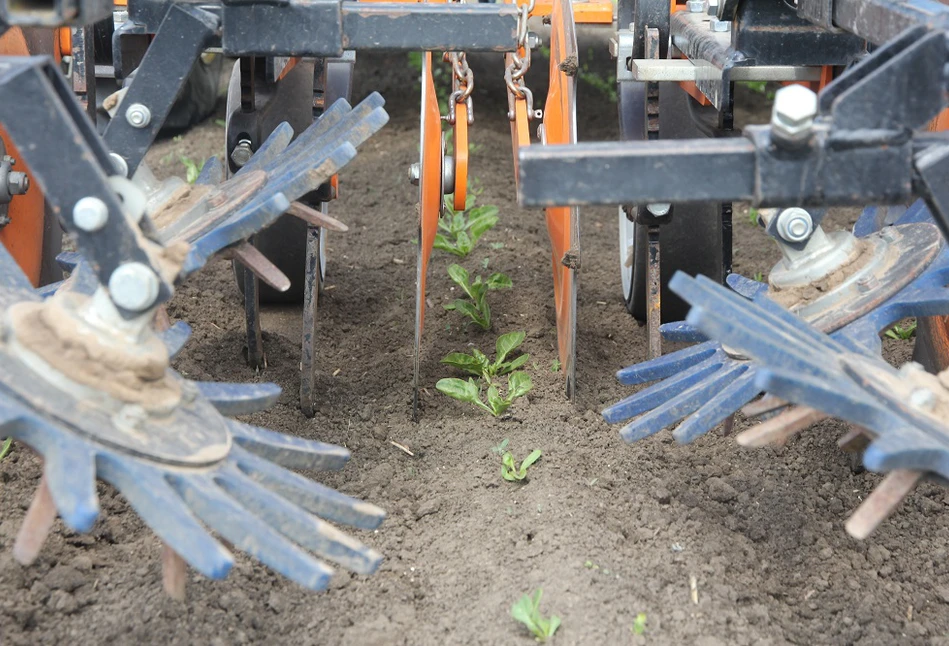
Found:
[1,43,948,646]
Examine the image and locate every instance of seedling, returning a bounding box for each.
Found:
[550,359,561,373]
[753,271,764,283]
[433,191,499,258]
[441,331,529,383]
[748,206,759,226]
[180,156,205,184]
[436,371,532,417]
[511,589,561,643]
[444,264,511,330]
[0,437,11,461]
[886,320,917,340]
[501,449,542,482]
[491,438,510,455]
[632,613,647,636]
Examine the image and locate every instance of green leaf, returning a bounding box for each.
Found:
[547,615,562,640]
[456,231,473,257]
[440,352,485,377]
[467,205,500,241]
[498,353,530,375]
[447,264,470,291]
[486,385,508,417]
[0,437,12,461]
[501,452,519,481]
[511,593,542,634]
[433,234,458,254]
[495,331,526,365]
[435,377,479,404]
[632,613,647,635]
[486,272,513,290]
[519,449,542,476]
[507,371,533,400]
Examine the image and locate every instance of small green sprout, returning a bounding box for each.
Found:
[550,359,561,373]
[511,590,561,643]
[481,257,491,270]
[490,242,505,250]
[180,156,205,184]
[748,207,759,226]
[433,191,499,258]
[491,438,510,455]
[0,437,12,461]
[886,320,917,340]
[753,271,764,283]
[436,372,532,417]
[501,449,542,482]
[443,265,512,330]
[632,613,647,636]
[441,331,529,383]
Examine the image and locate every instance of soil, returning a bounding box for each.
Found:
[3,35,949,646]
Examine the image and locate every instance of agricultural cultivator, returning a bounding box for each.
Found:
[0,0,948,613]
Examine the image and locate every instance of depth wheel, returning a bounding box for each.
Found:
[620,82,723,322]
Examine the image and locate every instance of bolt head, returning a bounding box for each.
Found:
[6,171,28,195]
[771,85,818,143]
[73,197,109,232]
[110,152,129,178]
[709,18,730,31]
[526,32,541,50]
[408,162,421,186]
[686,0,706,12]
[775,207,813,243]
[229,141,254,168]
[108,262,160,312]
[125,103,151,129]
[646,203,672,217]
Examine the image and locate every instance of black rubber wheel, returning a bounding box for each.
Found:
[620,82,724,322]
[162,54,224,133]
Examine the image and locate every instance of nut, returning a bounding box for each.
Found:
[686,0,706,12]
[646,203,671,217]
[771,84,818,145]
[408,162,421,186]
[709,18,730,31]
[6,171,28,196]
[124,103,151,129]
[774,207,813,243]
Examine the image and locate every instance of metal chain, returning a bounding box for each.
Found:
[446,51,474,125]
[504,0,541,122]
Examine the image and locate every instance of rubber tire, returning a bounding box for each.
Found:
[623,83,724,322]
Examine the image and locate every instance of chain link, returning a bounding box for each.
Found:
[505,0,541,122]
[446,52,474,125]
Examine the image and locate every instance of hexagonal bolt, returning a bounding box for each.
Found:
[687,0,706,12]
[771,84,818,146]
[6,171,28,196]
[774,207,813,243]
[230,139,254,168]
[408,162,421,186]
[709,18,730,31]
[73,197,109,232]
[526,32,541,50]
[108,262,160,312]
[646,203,671,217]
[125,103,152,129]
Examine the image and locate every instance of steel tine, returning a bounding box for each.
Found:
[673,371,761,443]
[726,272,768,298]
[735,405,829,447]
[12,475,57,566]
[167,473,335,591]
[227,242,291,292]
[96,451,234,579]
[742,394,788,418]
[162,545,188,601]
[194,381,281,416]
[658,320,706,344]
[846,469,922,539]
[232,445,386,530]
[620,364,750,442]
[288,201,349,232]
[42,437,99,532]
[604,358,724,424]
[615,341,719,385]
[215,466,383,574]
[227,420,351,471]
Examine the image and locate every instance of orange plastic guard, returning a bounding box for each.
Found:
[452,99,468,211]
[416,51,443,336]
[543,0,579,397]
[528,0,613,23]
[0,28,47,286]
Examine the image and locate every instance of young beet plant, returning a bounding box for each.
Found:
[434,192,499,258]
[501,449,542,482]
[437,332,532,417]
[444,264,512,331]
[511,590,561,643]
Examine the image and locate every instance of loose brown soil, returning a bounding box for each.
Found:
[2,38,948,646]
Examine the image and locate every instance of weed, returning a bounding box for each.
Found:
[753,271,764,283]
[491,438,510,455]
[551,359,561,373]
[632,613,647,636]
[748,206,759,226]
[441,331,529,383]
[741,80,776,100]
[443,264,512,330]
[0,437,11,461]
[502,449,542,481]
[511,590,561,643]
[180,156,205,184]
[434,190,499,258]
[578,47,618,102]
[490,242,505,250]
[481,257,491,270]
[886,320,917,340]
